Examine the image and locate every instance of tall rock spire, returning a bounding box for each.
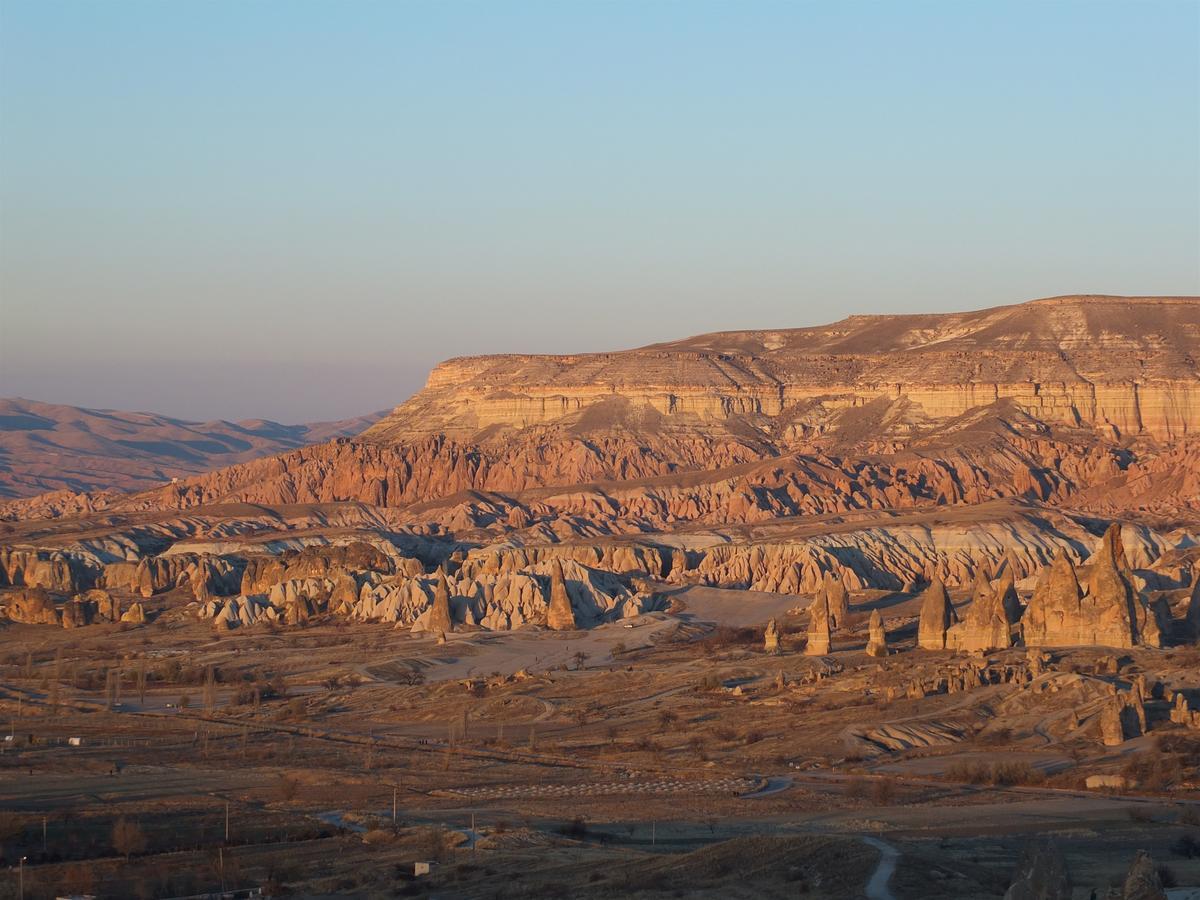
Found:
[917,576,956,650]
[806,589,831,656]
[546,559,577,631]
[427,571,454,635]
[948,567,1013,652]
[865,609,888,658]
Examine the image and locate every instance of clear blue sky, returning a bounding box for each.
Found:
[2,0,1197,421]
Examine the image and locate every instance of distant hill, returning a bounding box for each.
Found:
[0,397,385,498]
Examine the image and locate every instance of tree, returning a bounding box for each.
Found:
[112,817,147,859]
[203,665,217,715]
[137,657,147,706]
[59,863,96,897]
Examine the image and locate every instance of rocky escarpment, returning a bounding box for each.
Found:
[3,296,1197,527]
[365,295,1200,443]
[2,293,1199,654]
[196,556,658,633]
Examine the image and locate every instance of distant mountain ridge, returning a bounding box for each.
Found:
[0,398,385,498]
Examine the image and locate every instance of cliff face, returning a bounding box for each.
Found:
[2,295,1197,526]
[363,295,1200,443]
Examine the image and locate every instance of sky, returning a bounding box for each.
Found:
[1,0,1198,422]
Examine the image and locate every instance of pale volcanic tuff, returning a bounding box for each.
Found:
[2,294,1197,525]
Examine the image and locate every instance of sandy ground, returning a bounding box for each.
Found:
[672,585,805,626]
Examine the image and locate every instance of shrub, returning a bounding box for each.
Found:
[1170,833,1200,858]
[556,817,588,840]
[697,672,722,692]
[112,817,146,859]
[871,777,897,805]
[944,760,1044,786]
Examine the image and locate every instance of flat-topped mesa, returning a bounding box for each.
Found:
[363,296,1200,443]
[917,577,957,650]
[1024,525,1165,649]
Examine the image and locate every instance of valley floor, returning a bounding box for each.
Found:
[2,594,1200,898]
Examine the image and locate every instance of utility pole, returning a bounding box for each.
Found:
[392,785,397,825]
[651,821,656,847]
[18,856,25,900]
[225,801,229,842]
[219,847,225,893]
[471,811,476,852]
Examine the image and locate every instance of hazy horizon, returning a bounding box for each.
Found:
[3,0,1198,421]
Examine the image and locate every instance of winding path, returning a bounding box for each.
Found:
[861,836,900,900]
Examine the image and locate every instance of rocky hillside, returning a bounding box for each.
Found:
[0,398,385,499]
[6,294,1194,524]
[2,293,1199,642]
[364,294,1200,443]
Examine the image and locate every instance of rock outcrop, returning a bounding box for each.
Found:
[425,572,454,635]
[10,296,1199,526]
[917,577,957,650]
[4,587,59,624]
[948,569,1017,652]
[1003,839,1070,900]
[806,591,831,656]
[823,572,849,630]
[1120,850,1166,900]
[764,617,780,654]
[546,560,577,631]
[1188,574,1200,638]
[1025,526,1165,649]
[120,602,146,625]
[865,609,888,658]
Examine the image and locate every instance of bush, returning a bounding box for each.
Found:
[1170,833,1200,858]
[944,760,1044,786]
[871,777,897,805]
[1122,748,1183,792]
[556,817,588,840]
[698,626,759,655]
